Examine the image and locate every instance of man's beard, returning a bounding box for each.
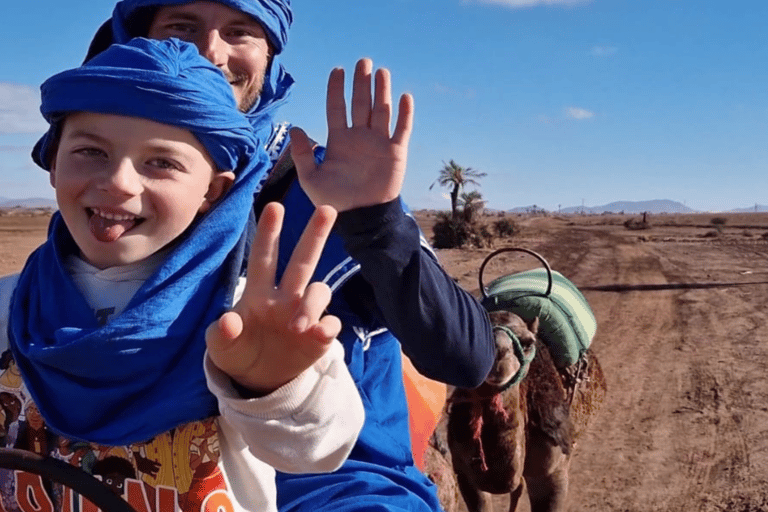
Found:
[223,71,263,113]
[238,80,262,113]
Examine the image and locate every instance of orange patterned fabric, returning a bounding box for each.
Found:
[401,353,447,471]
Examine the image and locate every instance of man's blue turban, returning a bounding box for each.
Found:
[112,0,292,54]
[108,0,294,135]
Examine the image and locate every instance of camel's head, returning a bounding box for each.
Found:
[485,310,539,387]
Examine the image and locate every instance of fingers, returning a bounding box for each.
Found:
[246,202,284,295]
[392,93,414,147]
[279,204,337,297]
[310,315,342,345]
[351,58,373,127]
[326,67,347,130]
[289,281,333,333]
[340,59,406,143]
[371,67,392,137]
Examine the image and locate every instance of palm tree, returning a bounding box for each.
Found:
[459,190,485,224]
[430,160,486,219]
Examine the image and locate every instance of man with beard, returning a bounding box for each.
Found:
[75,1,495,510]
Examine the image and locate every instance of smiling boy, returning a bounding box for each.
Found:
[0,37,363,512]
[52,112,234,271]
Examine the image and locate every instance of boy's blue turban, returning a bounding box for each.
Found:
[13,38,271,445]
[36,37,260,175]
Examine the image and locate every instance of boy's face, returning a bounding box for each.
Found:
[51,112,234,269]
[148,1,271,112]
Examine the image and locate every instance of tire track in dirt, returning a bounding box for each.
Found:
[431,215,768,512]
[562,236,689,511]
[651,241,768,511]
[562,234,768,511]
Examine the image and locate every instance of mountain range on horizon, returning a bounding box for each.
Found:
[1,197,767,215]
[0,197,57,209]
[510,199,768,215]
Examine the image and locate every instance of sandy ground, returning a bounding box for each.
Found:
[419,211,768,512]
[3,210,768,511]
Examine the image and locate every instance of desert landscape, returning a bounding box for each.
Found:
[416,210,768,512]
[2,208,768,511]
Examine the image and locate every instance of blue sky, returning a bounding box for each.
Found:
[1,0,766,212]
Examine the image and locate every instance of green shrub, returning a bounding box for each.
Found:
[432,212,471,248]
[432,212,495,249]
[493,218,517,237]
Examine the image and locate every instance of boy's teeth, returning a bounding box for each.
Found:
[92,208,136,221]
[89,208,139,243]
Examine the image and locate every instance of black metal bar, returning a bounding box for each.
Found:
[0,448,137,512]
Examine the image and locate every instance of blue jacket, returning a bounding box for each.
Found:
[265,137,495,511]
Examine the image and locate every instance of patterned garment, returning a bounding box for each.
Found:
[0,350,237,512]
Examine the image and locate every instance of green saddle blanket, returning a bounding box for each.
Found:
[481,265,596,368]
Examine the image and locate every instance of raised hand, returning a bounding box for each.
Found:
[205,202,341,396]
[290,58,414,212]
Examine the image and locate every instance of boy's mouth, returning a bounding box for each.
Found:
[88,208,144,243]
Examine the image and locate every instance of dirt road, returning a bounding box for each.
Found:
[433,214,768,511]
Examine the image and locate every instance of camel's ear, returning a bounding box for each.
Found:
[527,316,540,336]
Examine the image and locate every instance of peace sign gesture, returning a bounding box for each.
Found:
[205,202,341,396]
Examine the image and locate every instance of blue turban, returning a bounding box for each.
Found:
[36,37,260,175]
[11,38,272,445]
[112,0,291,54]
[109,0,294,139]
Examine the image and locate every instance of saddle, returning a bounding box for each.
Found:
[478,248,596,369]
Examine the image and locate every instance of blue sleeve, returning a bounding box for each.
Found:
[334,198,495,388]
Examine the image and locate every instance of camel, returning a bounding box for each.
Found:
[447,310,606,512]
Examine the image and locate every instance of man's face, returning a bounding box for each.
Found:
[148,1,271,112]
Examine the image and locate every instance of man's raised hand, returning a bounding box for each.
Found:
[290,58,414,211]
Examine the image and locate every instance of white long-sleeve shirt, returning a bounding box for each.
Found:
[0,266,364,512]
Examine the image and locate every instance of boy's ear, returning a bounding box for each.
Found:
[199,171,235,214]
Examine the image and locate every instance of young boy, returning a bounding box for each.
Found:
[0,37,364,512]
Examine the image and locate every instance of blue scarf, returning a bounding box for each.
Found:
[9,38,270,445]
[110,0,294,142]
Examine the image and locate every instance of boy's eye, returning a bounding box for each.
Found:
[147,158,181,172]
[73,147,107,158]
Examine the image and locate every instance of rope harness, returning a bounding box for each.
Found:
[449,325,535,471]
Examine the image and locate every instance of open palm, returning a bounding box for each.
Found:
[291,58,414,211]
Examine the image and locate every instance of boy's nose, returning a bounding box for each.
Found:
[99,159,142,196]
[198,30,228,69]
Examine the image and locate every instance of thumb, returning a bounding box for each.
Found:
[289,127,317,180]
[205,311,244,355]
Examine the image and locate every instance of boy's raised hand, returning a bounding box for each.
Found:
[290,58,414,212]
[205,202,341,396]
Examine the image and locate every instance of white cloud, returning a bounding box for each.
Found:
[433,83,477,99]
[590,45,618,57]
[467,0,591,9]
[0,83,47,135]
[564,107,594,120]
